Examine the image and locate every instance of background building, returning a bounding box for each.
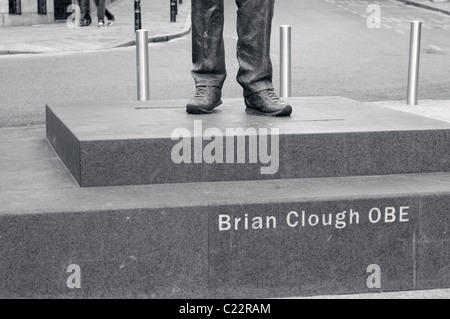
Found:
[0,0,117,27]
[1,0,53,26]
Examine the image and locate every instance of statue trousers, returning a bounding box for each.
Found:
[191,0,275,97]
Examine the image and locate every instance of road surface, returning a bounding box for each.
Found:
[0,0,450,126]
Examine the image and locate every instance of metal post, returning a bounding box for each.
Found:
[136,30,150,101]
[280,25,291,98]
[407,21,422,106]
[170,0,177,22]
[134,0,141,32]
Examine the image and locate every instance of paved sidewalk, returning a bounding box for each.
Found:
[0,0,448,55]
[0,0,191,55]
[397,0,450,14]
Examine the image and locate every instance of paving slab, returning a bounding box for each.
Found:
[0,0,191,54]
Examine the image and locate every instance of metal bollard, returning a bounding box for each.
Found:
[280,25,292,98]
[407,21,422,106]
[134,0,142,32]
[170,0,177,22]
[136,30,150,101]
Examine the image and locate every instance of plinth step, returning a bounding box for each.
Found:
[46,97,450,187]
[2,173,450,298]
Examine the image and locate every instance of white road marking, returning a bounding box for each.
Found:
[429,45,442,51]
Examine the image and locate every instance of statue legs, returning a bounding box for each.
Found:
[191,0,274,96]
[188,0,291,116]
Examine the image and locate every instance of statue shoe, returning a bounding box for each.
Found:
[244,89,292,117]
[186,86,222,114]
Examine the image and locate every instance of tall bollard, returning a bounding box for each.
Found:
[407,21,422,106]
[170,0,177,22]
[136,30,150,101]
[134,0,141,32]
[280,25,292,98]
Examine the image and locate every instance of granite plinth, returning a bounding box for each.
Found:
[4,99,450,297]
[4,128,450,299]
[208,198,417,298]
[0,207,209,298]
[415,174,450,290]
[46,97,450,187]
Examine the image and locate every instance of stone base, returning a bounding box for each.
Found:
[46,97,450,187]
[2,97,450,298]
[1,171,450,298]
[0,12,55,27]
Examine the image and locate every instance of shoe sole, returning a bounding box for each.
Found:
[245,104,292,117]
[186,100,222,114]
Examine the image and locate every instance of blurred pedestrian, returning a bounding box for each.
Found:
[78,0,92,26]
[78,0,116,27]
[94,0,116,27]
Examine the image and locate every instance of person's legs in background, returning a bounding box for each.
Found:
[93,0,106,26]
[78,0,91,26]
[105,8,115,26]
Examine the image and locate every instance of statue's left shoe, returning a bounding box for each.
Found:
[186,86,222,114]
[244,89,292,117]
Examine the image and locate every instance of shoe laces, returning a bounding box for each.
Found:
[262,89,280,102]
[194,86,208,97]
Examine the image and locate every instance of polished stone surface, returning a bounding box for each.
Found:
[46,97,450,187]
[416,191,450,290]
[4,110,450,297]
[208,198,417,298]
[0,207,209,298]
[3,126,450,297]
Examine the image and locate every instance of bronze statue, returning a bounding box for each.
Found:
[187,0,292,116]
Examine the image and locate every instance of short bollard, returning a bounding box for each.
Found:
[171,0,177,22]
[407,21,422,106]
[134,0,142,32]
[280,25,292,98]
[136,30,150,101]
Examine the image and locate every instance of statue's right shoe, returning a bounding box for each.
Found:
[244,89,292,117]
[186,86,222,114]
